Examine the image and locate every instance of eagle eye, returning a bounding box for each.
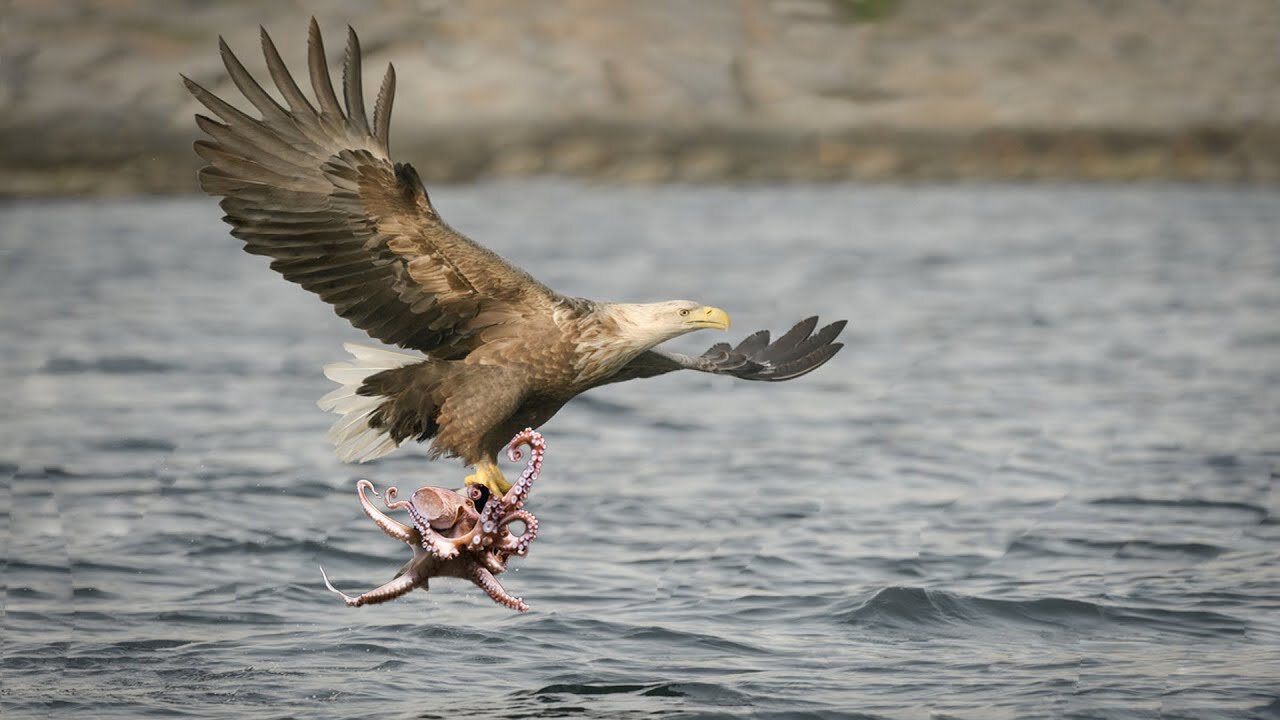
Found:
[679,309,690,317]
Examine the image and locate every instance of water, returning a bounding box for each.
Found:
[2,182,1278,719]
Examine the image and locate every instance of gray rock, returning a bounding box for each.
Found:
[2,0,1278,194]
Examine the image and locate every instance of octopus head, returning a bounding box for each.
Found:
[403,486,478,537]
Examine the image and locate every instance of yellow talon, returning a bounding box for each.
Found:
[464,461,511,498]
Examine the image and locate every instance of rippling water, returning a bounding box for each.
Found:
[2,182,1278,718]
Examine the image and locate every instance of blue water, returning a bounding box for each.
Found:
[2,182,1278,718]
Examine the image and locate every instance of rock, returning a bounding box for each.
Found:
[2,0,1278,194]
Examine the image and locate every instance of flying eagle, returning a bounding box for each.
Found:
[183,20,845,498]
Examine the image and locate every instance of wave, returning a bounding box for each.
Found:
[41,355,179,375]
[1089,495,1268,520]
[91,437,178,453]
[836,586,1248,640]
[1007,534,1228,560]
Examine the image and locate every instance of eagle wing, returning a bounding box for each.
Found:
[600,316,846,386]
[183,20,557,358]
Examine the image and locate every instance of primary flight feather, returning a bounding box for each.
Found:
[184,19,845,497]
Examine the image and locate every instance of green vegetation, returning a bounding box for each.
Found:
[835,0,900,22]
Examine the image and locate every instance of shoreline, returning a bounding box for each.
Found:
[3,124,1276,197]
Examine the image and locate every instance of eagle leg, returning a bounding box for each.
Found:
[463,459,511,499]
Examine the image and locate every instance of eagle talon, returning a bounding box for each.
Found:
[464,463,511,499]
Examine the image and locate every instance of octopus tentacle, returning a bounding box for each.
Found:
[418,526,463,560]
[497,509,538,556]
[468,563,528,613]
[451,429,546,558]
[356,480,419,545]
[501,428,544,510]
[473,429,544,543]
[479,550,508,574]
[401,498,471,559]
[380,486,464,559]
[382,485,412,511]
[321,564,427,607]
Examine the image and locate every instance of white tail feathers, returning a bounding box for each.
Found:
[317,343,422,463]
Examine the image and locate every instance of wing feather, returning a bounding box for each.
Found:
[732,329,771,357]
[758,316,817,360]
[767,319,846,364]
[306,19,348,130]
[599,317,846,385]
[342,27,371,137]
[193,114,315,173]
[186,19,560,357]
[372,64,395,152]
[260,26,317,118]
[217,37,294,132]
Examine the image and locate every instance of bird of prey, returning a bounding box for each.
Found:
[183,19,845,498]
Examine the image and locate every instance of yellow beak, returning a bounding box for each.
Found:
[687,306,731,330]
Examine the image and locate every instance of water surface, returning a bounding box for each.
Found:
[2,182,1278,718]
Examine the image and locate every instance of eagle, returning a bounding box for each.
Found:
[183,19,845,499]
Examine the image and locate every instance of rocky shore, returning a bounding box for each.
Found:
[3,0,1278,195]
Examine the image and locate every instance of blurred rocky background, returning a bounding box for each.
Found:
[2,0,1278,194]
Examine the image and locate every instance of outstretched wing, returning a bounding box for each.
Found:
[184,19,558,358]
[600,316,846,386]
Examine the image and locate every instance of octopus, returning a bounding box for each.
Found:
[321,429,544,612]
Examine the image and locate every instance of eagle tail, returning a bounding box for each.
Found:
[317,343,423,462]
